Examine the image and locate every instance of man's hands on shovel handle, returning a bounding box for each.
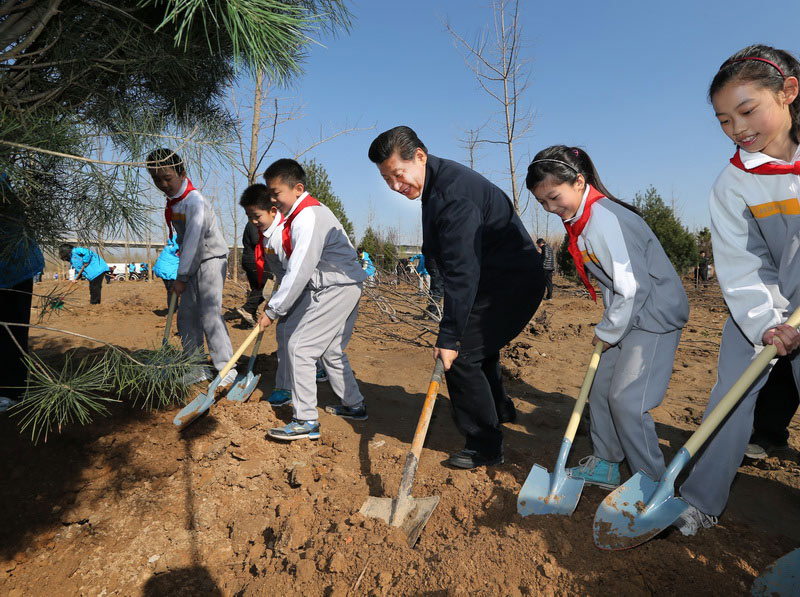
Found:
[434,347,458,371]
[763,323,800,356]
[592,334,611,352]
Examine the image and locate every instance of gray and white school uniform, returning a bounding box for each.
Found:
[680,148,800,517]
[169,179,233,371]
[264,193,367,421]
[574,188,689,479]
[260,216,290,390]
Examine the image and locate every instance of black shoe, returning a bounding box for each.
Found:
[497,403,517,424]
[446,449,503,469]
[324,403,368,421]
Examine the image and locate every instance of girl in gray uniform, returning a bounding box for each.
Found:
[526,146,689,491]
[678,45,800,536]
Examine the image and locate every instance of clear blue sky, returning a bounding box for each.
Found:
[210,0,800,245]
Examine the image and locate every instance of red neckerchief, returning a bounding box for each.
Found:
[730,149,800,175]
[164,178,196,238]
[281,195,321,258]
[563,185,604,302]
[254,229,265,285]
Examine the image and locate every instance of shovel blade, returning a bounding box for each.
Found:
[173,391,215,429]
[226,372,260,402]
[752,547,800,596]
[359,495,440,547]
[593,471,688,550]
[518,464,585,517]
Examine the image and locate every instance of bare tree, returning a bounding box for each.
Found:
[446,0,533,213]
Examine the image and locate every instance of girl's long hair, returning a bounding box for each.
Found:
[525,145,639,214]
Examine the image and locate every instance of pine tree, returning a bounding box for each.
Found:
[302,159,354,240]
[634,186,698,275]
[557,235,577,279]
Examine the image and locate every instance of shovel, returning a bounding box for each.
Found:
[173,326,261,430]
[226,331,264,402]
[752,547,800,596]
[518,343,603,516]
[359,358,444,547]
[594,306,800,550]
[163,292,177,346]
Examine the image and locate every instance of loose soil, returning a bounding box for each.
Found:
[1,276,798,596]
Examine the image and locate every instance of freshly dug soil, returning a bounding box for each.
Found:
[1,277,797,596]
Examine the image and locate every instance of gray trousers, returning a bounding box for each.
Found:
[281,283,364,421]
[177,257,234,371]
[590,328,682,480]
[681,318,800,516]
[275,317,290,390]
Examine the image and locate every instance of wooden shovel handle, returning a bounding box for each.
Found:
[563,343,604,444]
[409,358,445,460]
[684,305,800,457]
[217,326,261,381]
[162,292,178,346]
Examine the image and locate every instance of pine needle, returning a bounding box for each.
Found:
[12,351,117,444]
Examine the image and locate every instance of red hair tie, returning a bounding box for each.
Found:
[730,57,785,77]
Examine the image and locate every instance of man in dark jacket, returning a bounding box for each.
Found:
[369,126,544,469]
[536,238,555,300]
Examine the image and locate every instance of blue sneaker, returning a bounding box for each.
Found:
[316,366,329,383]
[267,388,291,406]
[568,455,621,490]
[268,419,320,441]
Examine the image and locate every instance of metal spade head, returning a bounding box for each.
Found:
[752,547,800,596]
[173,379,221,429]
[518,463,585,517]
[226,372,261,402]
[593,471,688,550]
[359,495,440,547]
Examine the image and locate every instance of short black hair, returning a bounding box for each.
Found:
[239,183,274,210]
[146,148,185,175]
[368,126,428,164]
[536,238,545,244]
[264,158,305,188]
[58,243,74,261]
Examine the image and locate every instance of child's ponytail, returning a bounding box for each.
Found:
[710,45,800,144]
[525,145,638,214]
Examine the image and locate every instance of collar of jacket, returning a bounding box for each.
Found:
[421,154,442,204]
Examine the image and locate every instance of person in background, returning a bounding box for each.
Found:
[536,238,555,300]
[409,252,430,294]
[237,220,272,327]
[59,244,110,304]
[745,356,799,459]
[357,246,377,282]
[0,173,45,413]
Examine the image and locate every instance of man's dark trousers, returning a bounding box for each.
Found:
[444,277,543,458]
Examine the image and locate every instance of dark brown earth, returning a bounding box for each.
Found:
[1,276,798,596]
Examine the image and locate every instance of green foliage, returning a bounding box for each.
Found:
[557,235,577,279]
[633,186,699,275]
[359,226,398,271]
[696,226,712,256]
[0,0,351,257]
[302,159,354,239]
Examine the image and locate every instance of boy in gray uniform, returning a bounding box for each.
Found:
[257,159,367,441]
[147,148,235,385]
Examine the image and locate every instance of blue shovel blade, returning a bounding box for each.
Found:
[752,547,800,596]
[593,471,689,550]
[226,372,261,402]
[518,464,585,516]
[173,389,216,428]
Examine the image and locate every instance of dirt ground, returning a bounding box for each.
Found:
[1,275,798,596]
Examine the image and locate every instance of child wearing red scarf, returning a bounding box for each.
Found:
[676,45,800,537]
[526,145,688,495]
[147,148,235,386]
